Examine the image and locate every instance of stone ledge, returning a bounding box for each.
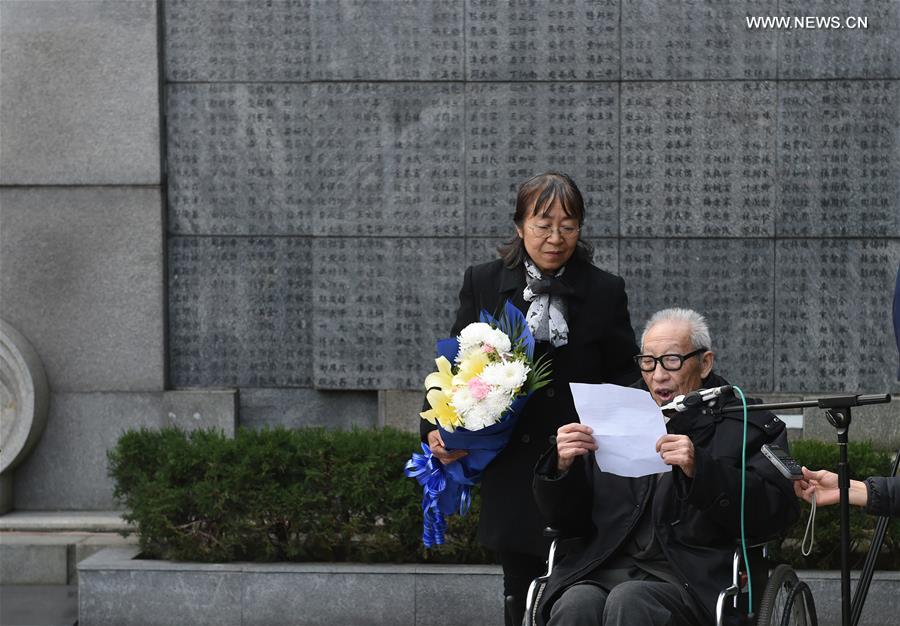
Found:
[0,511,133,532]
[79,548,503,626]
[0,531,136,585]
[78,549,900,626]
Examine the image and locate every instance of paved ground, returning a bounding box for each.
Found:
[0,585,77,626]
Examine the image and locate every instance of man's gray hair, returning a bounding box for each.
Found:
[640,308,712,352]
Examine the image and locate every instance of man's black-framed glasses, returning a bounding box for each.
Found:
[633,348,708,372]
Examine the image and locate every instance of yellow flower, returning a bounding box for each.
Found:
[423,356,454,392]
[452,351,489,386]
[420,388,461,431]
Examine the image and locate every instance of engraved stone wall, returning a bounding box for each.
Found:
[165,0,900,402]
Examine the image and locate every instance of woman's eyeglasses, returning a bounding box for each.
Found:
[527,224,580,239]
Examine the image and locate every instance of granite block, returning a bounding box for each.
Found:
[161,390,237,436]
[165,0,463,82]
[71,548,900,626]
[465,82,619,237]
[242,571,416,626]
[622,0,778,80]
[0,584,77,626]
[13,391,237,510]
[308,83,464,237]
[466,0,619,80]
[168,236,313,387]
[0,187,164,392]
[167,82,465,236]
[73,534,139,584]
[778,80,900,236]
[239,388,377,430]
[0,0,159,184]
[795,570,900,626]
[378,390,424,433]
[780,0,900,79]
[166,82,317,235]
[466,238,506,268]
[80,569,242,626]
[619,81,777,238]
[311,237,467,390]
[0,537,68,584]
[622,238,776,392]
[774,239,900,394]
[585,239,621,276]
[415,568,503,626]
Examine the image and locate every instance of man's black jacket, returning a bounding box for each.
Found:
[532,373,800,625]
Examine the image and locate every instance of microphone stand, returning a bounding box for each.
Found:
[714,392,892,626]
[850,444,900,626]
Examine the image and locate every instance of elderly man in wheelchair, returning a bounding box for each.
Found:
[528,308,801,626]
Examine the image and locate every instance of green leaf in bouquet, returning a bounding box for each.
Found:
[525,353,553,393]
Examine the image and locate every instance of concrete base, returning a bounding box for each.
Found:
[0,510,136,585]
[76,548,900,626]
[79,548,504,626]
[797,569,900,626]
[0,584,77,626]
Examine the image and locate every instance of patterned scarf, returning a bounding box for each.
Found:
[523,258,570,347]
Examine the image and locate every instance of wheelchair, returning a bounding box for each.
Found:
[522,529,817,626]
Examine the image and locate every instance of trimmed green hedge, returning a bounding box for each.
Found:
[108,427,898,568]
[108,427,492,564]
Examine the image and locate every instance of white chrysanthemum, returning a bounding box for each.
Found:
[458,322,513,361]
[458,323,495,353]
[450,385,477,414]
[461,403,495,431]
[462,388,515,431]
[485,328,512,353]
[480,360,529,393]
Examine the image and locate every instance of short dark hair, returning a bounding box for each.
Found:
[497,171,594,268]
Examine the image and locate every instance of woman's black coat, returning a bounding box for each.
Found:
[420,256,640,556]
[865,475,900,517]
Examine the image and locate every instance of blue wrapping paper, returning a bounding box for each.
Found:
[405,300,539,548]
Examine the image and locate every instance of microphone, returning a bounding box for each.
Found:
[660,385,734,414]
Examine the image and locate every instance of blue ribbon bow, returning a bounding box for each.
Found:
[405,300,537,548]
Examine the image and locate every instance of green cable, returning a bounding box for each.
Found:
[733,385,752,613]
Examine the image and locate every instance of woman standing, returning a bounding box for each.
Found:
[420,172,640,625]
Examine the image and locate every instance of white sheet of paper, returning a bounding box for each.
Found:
[569,383,671,477]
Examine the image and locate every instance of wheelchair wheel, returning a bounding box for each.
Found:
[755,564,817,626]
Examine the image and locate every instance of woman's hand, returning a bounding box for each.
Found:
[794,467,868,507]
[427,429,467,465]
[656,434,695,477]
[556,423,597,474]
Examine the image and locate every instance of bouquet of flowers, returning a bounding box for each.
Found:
[404,300,551,547]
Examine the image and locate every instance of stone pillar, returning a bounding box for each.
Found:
[0,0,236,512]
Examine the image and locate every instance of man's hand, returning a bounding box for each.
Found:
[556,423,597,474]
[656,434,695,477]
[427,429,467,465]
